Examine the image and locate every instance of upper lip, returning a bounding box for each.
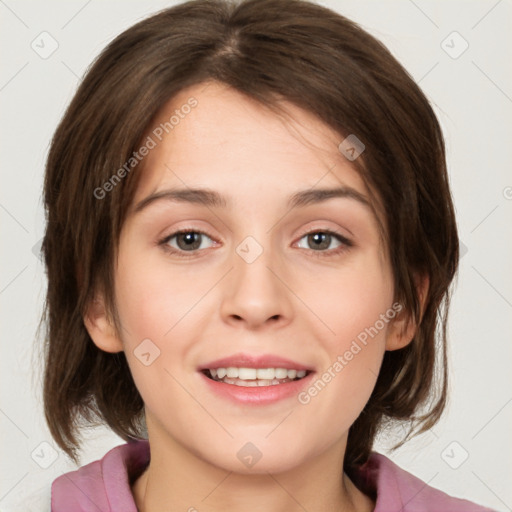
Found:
[198,353,314,371]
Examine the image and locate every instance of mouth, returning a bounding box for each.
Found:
[200,367,312,387]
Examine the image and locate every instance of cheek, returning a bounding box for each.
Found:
[115,234,393,402]
[298,253,393,412]
[304,250,394,345]
[114,245,204,344]
[113,246,217,404]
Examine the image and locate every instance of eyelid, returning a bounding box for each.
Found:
[164,227,217,240]
[294,225,352,245]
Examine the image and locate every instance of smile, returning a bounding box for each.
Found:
[202,367,310,387]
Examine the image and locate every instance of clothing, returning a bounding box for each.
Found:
[51,440,495,511]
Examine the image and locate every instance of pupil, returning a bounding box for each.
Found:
[178,232,201,250]
[310,232,329,250]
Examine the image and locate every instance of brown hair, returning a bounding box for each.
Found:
[39,0,459,468]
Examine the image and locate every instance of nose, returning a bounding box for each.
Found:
[219,238,294,330]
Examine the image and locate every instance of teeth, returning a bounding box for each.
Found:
[226,367,238,378]
[256,368,275,379]
[206,367,309,382]
[238,368,257,380]
[221,377,296,387]
[275,368,288,379]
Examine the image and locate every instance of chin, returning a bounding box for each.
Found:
[196,436,314,475]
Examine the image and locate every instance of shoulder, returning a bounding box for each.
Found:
[354,452,496,512]
[51,440,150,512]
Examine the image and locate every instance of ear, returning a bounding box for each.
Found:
[385,274,429,351]
[83,292,123,353]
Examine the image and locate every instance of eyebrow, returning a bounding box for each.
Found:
[131,185,371,215]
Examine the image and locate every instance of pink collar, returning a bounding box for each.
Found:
[51,440,494,511]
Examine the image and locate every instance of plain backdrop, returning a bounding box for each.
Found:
[1,0,511,510]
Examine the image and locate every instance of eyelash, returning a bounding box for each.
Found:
[158,227,353,259]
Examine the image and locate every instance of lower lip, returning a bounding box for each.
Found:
[199,371,315,405]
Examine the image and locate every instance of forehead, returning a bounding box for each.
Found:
[129,81,380,222]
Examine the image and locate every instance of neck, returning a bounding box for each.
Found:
[132,422,374,512]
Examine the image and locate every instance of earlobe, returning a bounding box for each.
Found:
[385,274,429,351]
[83,294,123,353]
[385,310,416,351]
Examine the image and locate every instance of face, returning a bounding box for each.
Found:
[89,81,408,474]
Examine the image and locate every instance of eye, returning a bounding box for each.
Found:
[295,229,352,257]
[159,229,216,257]
[158,228,353,259]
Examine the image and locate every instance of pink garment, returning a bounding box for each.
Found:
[51,440,495,511]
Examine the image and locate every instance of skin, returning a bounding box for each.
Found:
[84,81,422,512]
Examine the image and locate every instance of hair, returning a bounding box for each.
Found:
[39,0,459,469]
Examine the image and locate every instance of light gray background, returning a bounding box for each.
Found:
[1,0,511,510]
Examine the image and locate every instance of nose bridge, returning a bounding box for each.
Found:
[234,232,281,299]
[219,231,293,327]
